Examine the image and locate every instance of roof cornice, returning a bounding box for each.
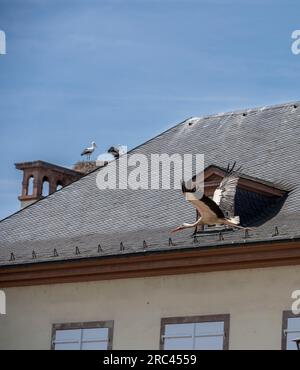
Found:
[15,160,82,177]
[1,238,300,287]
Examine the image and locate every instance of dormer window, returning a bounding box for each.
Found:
[192,165,290,234]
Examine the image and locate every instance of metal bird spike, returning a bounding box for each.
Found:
[219,232,224,241]
[53,248,59,257]
[120,242,125,251]
[272,226,279,237]
[32,250,37,259]
[98,244,103,253]
[10,252,15,261]
[143,240,148,249]
[168,237,174,247]
[75,246,80,255]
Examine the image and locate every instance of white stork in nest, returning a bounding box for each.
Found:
[81,141,97,161]
[172,163,248,233]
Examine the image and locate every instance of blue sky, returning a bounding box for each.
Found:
[0,0,300,220]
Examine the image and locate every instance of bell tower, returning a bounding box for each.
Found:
[15,161,83,209]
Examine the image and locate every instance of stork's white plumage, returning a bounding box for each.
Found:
[81,142,97,161]
[172,163,246,233]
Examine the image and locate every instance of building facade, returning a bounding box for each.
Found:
[1,101,300,350]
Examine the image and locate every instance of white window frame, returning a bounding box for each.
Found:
[282,311,300,350]
[160,314,230,350]
[51,321,114,350]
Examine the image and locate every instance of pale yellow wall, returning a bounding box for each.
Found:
[0,265,300,350]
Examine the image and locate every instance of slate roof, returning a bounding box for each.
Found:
[1,101,300,267]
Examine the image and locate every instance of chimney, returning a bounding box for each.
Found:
[15,161,83,208]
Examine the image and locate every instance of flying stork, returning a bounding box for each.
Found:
[81,141,97,161]
[172,163,247,233]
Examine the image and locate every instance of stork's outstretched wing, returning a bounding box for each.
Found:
[181,181,225,219]
[81,149,90,156]
[212,162,240,218]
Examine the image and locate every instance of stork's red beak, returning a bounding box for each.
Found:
[171,226,185,233]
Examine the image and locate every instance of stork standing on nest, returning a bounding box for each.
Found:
[81,142,97,161]
[172,163,248,233]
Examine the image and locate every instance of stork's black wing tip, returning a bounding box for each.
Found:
[229,161,236,173]
[225,161,243,175]
[181,180,196,193]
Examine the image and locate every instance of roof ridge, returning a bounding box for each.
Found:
[189,100,300,122]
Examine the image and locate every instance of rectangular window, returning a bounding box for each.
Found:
[282,311,300,350]
[160,314,230,350]
[51,321,114,350]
